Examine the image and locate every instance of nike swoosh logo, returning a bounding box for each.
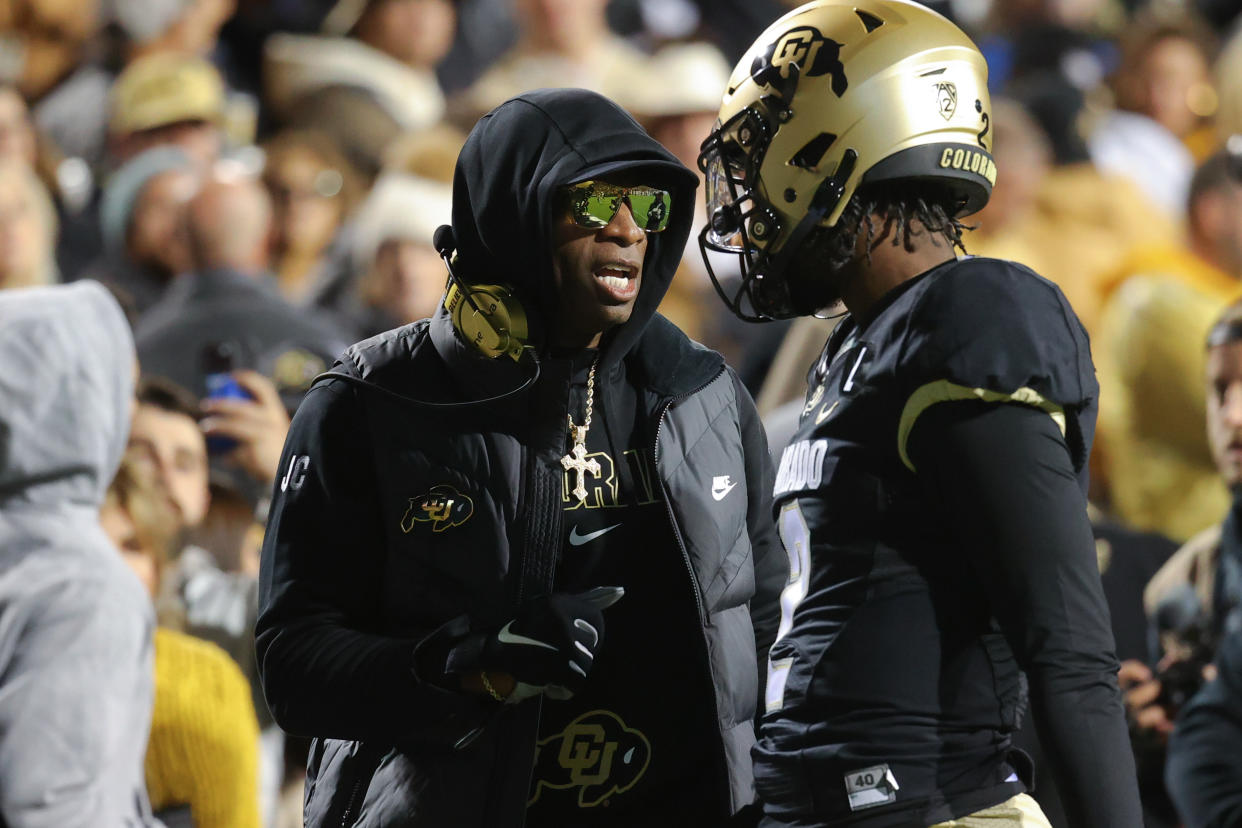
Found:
[815,400,839,425]
[569,523,621,546]
[711,482,738,501]
[497,621,557,650]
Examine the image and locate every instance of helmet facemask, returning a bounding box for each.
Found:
[698,83,858,322]
[699,104,776,322]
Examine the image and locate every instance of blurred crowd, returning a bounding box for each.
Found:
[2,0,1242,825]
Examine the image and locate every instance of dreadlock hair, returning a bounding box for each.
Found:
[800,181,973,275]
[776,180,976,317]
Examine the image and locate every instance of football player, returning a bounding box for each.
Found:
[699,1,1142,826]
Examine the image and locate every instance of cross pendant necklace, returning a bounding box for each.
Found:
[561,354,601,504]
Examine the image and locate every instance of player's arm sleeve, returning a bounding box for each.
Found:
[734,371,785,704]
[255,379,491,746]
[908,400,1143,828]
[1166,627,1242,828]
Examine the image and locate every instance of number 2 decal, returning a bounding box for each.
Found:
[766,500,812,713]
[975,98,990,149]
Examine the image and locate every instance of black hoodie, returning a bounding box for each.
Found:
[257,89,783,828]
[442,87,698,377]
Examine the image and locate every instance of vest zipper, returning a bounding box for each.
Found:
[336,744,384,826]
[658,478,707,625]
[652,368,737,813]
[339,777,364,827]
[652,367,727,627]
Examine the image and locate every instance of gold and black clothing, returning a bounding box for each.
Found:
[527,351,725,826]
[757,258,1141,827]
[257,88,785,828]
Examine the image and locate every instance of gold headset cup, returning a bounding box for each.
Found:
[444,279,530,361]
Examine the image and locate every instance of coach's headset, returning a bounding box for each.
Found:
[434,225,532,363]
[310,225,539,410]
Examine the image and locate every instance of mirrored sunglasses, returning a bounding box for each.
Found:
[563,180,672,233]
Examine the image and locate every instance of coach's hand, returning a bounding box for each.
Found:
[481,586,624,703]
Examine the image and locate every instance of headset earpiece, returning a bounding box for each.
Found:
[444,279,529,361]
[433,224,532,362]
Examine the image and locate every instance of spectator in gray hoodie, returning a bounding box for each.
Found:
[0,281,158,826]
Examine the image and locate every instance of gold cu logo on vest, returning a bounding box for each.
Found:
[400,484,473,533]
[528,710,651,808]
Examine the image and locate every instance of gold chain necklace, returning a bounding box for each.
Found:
[561,354,601,504]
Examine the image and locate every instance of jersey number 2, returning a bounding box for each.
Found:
[766,500,812,713]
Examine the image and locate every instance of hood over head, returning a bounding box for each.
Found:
[0,282,135,509]
[449,88,699,368]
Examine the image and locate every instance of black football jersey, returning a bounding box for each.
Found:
[755,257,1097,826]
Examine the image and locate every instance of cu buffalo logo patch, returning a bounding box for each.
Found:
[751,26,848,97]
[528,710,651,808]
[400,485,473,533]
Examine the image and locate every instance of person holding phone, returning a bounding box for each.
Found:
[255,88,784,828]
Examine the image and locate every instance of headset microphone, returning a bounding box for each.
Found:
[435,224,531,362]
[433,225,480,310]
[432,223,454,257]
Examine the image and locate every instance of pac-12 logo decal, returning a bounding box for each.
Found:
[751,26,848,97]
[935,81,957,120]
[400,484,473,534]
[528,710,651,808]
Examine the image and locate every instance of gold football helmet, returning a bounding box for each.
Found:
[698,0,995,320]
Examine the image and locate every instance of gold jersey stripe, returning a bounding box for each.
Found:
[897,381,1067,473]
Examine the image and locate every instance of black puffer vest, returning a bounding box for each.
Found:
[299,312,780,827]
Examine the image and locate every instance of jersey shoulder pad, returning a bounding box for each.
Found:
[899,257,1095,407]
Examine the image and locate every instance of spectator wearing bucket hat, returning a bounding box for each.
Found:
[109,53,228,167]
[51,53,231,297]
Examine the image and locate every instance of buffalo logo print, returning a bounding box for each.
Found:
[400,485,473,533]
[751,26,848,97]
[935,81,958,120]
[528,710,651,808]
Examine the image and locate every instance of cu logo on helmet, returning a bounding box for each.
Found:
[751,26,848,97]
[400,484,473,533]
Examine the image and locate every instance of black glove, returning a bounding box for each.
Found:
[481,586,624,702]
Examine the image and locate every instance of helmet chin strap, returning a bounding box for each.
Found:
[752,149,858,314]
